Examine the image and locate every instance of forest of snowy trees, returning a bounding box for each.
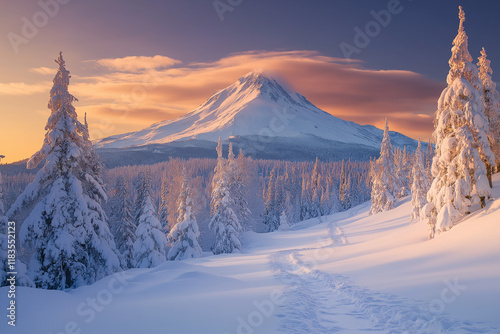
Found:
[370,7,500,241]
[0,7,499,291]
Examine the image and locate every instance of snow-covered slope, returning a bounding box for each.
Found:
[4,175,500,333]
[95,71,417,150]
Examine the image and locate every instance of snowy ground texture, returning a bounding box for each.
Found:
[2,175,500,334]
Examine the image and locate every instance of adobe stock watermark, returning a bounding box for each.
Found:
[213,0,243,22]
[426,278,466,314]
[224,288,286,334]
[47,271,133,334]
[5,221,17,327]
[7,0,72,54]
[339,0,412,59]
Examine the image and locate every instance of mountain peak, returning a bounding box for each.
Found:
[95,71,418,152]
[238,70,277,90]
[241,69,265,79]
[229,70,311,108]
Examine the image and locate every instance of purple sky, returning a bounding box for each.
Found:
[1,0,499,163]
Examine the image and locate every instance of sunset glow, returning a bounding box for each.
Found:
[0,0,499,163]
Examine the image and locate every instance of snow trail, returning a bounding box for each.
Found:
[270,213,497,333]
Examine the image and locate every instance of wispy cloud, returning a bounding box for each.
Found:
[0,81,51,95]
[29,67,57,75]
[92,55,181,72]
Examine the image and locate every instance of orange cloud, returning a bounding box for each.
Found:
[0,81,51,95]
[29,67,57,75]
[92,55,181,72]
[7,51,444,143]
[77,51,443,141]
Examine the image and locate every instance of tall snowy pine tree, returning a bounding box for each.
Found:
[263,168,279,231]
[133,171,167,268]
[477,47,500,173]
[8,53,120,289]
[310,157,322,217]
[339,161,352,210]
[209,138,242,254]
[369,119,399,215]
[227,143,251,226]
[167,169,202,260]
[112,176,136,269]
[395,147,411,198]
[425,140,434,182]
[159,173,170,234]
[411,141,430,222]
[283,166,301,224]
[425,7,494,238]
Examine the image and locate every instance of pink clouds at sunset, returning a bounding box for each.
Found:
[93,55,181,72]
[70,50,444,141]
[0,50,444,162]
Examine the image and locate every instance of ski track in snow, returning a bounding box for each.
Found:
[269,212,498,334]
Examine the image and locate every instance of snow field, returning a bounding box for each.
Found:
[1,176,500,334]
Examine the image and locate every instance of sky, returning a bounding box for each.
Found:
[1,0,500,163]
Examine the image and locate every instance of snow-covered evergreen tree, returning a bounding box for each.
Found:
[395,147,411,198]
[310,157,322,217]
[410,141,430,222]
[211,137,226,215]
[275,174,285,219]
[327,179,342,215]
[425,140,434,182]
[263,168,280,231]
[425,7,494,238]
[478,47,500,173]
[300,174,312,220]
[209,140,242,254]
[369,119,399,215]
[320,185,330,215]
[113,176,136,269]
[133,171,167,268]
[278,211,289,231]
[283,193,297,226]
[283,166,302,224]
[339,161,351,210]
[167,169,202,260]
[8,53,120,289]
[227,143,251,225]
[159,172,170,234]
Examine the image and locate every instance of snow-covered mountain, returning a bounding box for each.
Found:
[95,71,418,165]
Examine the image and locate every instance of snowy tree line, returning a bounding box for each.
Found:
[1,131,427,289]
[2,142,428,253]
[102,151,376,236]
[370,120,433,216]
[0,172,34,212]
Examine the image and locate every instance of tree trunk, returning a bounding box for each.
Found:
[486,163,493,188]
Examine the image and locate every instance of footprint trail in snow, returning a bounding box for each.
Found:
[269,216,497,334]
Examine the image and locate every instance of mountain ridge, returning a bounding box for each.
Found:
[91,70,420,166]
